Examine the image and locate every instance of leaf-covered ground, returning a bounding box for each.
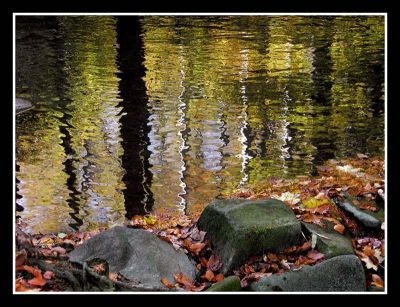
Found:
[15,155,385,292]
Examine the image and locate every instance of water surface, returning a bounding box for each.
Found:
[15,16,385,233]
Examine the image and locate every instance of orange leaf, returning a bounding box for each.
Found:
[184,240,205,255]
[334,224,345,234]
[371,274,384,288]
[161,278,175,289]
[313,204,330,215]
[16,265,46,287]
[359,203,378,212]
[214,274,224,282]
[174,272,194,290]
[15,278,30,292]
[203,269,215,282]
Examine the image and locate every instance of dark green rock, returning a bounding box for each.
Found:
[68,226,196,291]
[249,255,366,292]
[197,199,302,274]
[206,276,241,292]
[301,222,354,259]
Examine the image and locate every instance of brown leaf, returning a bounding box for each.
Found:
[16,250,27,266]
[15,278,30,292]
[266,252,278,262]
[307,250,325,261]
[183,240,205,255]
[313,204,330,215]
[302,213,323,226]
[51,246,67,254]
[298,241,312,252]
[43,271,54,280]
[334,224,345,234]
[207,254,222,271]
[203,269,215,282]
[359,203,378,212]
[161,278,175,289]
[214,274,224,282]
[371,274,384,288]
[174,272,194,290]
[16,265,46,287]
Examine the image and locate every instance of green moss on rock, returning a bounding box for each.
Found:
[197,199,302,274]
[206,276,241,292]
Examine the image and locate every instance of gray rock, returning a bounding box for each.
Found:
[301,222,354,259]
[338,200,381,229]
[16,98,33,115]
[197,199,302,274]
[249,255,366,292]
[206,276,241,292]
[68,226,196,291]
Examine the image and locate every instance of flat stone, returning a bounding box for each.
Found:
[337,200,381,229]
[249,255,366,292]
[197,199,302,274]
[206,276,241,292]
[301,222,354,259]
[68,226,196,291]
[16,98,33,115]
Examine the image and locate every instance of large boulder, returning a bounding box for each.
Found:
[68,226,196,291]
[206,276,241,292]
[197,199,302,274]
[249,255,366,292]
[301,222,354,259]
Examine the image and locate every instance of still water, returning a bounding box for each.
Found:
[15,16,385,233]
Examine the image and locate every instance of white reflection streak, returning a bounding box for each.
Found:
[176,45,187,211]
[238,49,251,186]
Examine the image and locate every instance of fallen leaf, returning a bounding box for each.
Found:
[371,274,384,288]
[161,278,175,289]
[302,197,330,209]
[361,256,378,271]
[174,272,194,290]
[16,250,27,266]
[266,252,278,262]
[57,232,67,239]
[298,241,312,252]
[15,278,30,292]
[43,271,54,280]
[313,204,330,215]
[333,224,345,234]
[183,240,205,255]
[203,270,215,282]
[214,274,224,282]
[307,250,324,261]
[359,203,378,212]
[207,254,222,271]
[51,246,66,254]
[144,215,157,225]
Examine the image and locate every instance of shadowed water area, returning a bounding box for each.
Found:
[15,16,384,233]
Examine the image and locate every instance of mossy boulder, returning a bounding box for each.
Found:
[197,199,302,274]
[68,226,196,291]
[206,276,241,292]
[249,255,366,292]
[301,222,354,259]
